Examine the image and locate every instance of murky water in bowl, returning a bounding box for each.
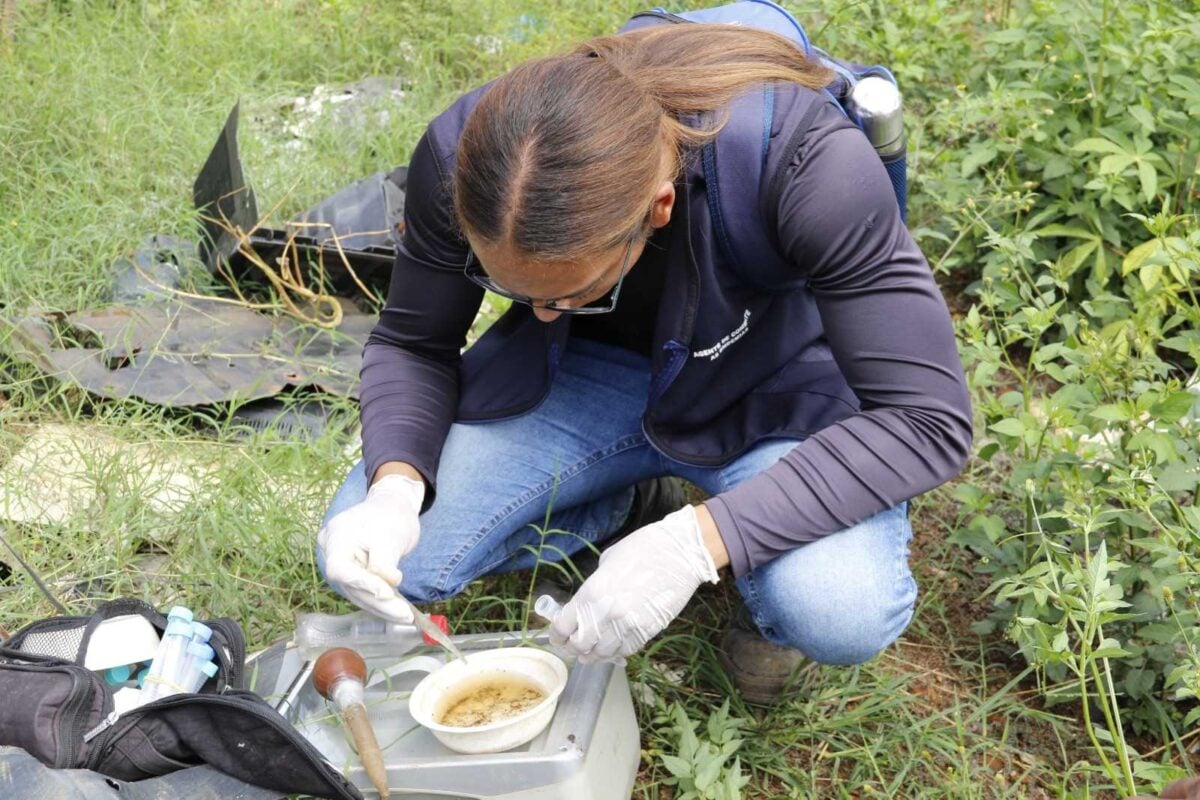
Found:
[435,671,547,728]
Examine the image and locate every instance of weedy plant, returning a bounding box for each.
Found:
[652,700,751,800]
[955,209,1200,779]
[934,0,1200,784]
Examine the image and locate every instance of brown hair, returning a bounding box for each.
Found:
[453,24,833,263]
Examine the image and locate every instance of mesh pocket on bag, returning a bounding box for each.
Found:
[10,621,86,661]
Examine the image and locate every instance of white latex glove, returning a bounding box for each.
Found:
[548,505,719,663]
[317,473,425,623]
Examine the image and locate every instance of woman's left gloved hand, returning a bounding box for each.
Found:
[548,505,720,663]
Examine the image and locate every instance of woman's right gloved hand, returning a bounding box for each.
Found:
[317,473,425,623]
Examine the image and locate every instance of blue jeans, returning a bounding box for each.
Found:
[323,339,917,665]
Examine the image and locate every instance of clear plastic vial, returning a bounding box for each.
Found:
[139,607,194,704]
[175,626,214,693]
[534,595,563,622]
[182,660,219,694]
[160,641,217,699]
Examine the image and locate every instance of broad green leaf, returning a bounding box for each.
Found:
[660,755,694,779]
[1074,137,1126,155]
[1151,391,1198,424]
[1157,463,1200,493]
[1127,429,1178,463]
[961,144,999,177]
[1090,542,1109,595]
[1123,239,1162,276]
[1140,263,1162,290]
[1060,240,1099,277]
[1093,246,1108,283]
[1099,153,1137,175]
[1038,224,1097,239]
[989,418,1026,437]
[1137,160,1158,203]
[1128,106,1156,132]
[695,754,724,791]
[1092,636,1130,660]
[1089,404,1130,422]
[1043,155,1072,180]
[970,619,997,636]
[1161,331,1200,355]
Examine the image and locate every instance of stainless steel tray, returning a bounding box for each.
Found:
[246,631,640,799]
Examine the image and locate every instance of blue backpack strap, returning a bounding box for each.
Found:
[700,86,789,288]
[624,1,811,52]
[706,89,830,290]
[620,3,814,289]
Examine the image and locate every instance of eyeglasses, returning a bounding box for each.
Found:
[463,237,637,315]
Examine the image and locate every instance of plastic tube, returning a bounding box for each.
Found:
[182,660,219,694]
[164,641,216,698]
[139,607,194,704]
[534,595,563,622]
[189,622,213,647]
[175,635,215,691]
[534,594,625,665]
[103,664,132,686]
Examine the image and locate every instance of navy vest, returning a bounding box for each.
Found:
[429,82,862,466]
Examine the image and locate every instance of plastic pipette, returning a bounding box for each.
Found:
[294,610,451,661]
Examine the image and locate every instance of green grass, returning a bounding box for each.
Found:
[0,1,1184,798]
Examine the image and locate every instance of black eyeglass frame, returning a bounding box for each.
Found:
[463,236,637,315]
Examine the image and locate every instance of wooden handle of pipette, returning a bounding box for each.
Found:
[313,648,389,799]
[340,702,390,800]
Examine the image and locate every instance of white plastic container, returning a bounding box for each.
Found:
[406,648,568,755]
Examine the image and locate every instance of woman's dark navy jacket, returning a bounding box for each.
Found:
[359,81,973,578]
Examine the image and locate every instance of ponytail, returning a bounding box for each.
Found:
[453,24,832,263]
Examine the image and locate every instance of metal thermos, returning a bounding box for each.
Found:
[845,75,905,159]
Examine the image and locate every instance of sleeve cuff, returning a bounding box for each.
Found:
[362,450,439,513]
[703,497,751,578]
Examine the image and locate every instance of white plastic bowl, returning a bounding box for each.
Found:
[407,647,569,755]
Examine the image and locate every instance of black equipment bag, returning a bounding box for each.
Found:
[0,598,362,800]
